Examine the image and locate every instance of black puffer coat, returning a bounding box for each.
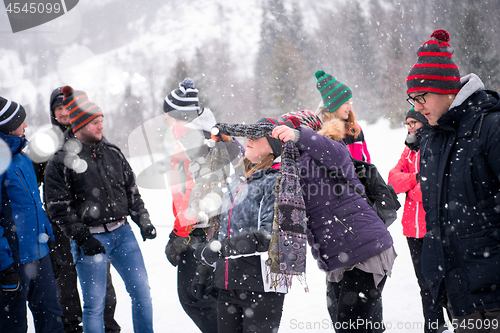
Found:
[44,130,150,243]
[419,74,500,316]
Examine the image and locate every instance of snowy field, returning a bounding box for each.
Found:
[29,119,445,332]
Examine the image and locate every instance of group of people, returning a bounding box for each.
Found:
[0,28,498,333]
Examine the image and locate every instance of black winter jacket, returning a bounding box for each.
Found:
[44,130,150,244]
[419,74,500,316]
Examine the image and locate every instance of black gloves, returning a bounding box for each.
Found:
[79,235,106,256]
[139,222,157,241]
[165,231,189,267]
[193,241,223,267]
[48,241,64,279]
[190,264,215,301]
[221,229,272,256]
[193,229,272,266]
[136,214,157,241]
[0,264,23,299]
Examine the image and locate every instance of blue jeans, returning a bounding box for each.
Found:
[72,223,153,333]
[0,255,64,333]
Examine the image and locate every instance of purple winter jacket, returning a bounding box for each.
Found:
[296,127,393,272]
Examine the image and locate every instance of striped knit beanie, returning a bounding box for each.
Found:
[62,86,103,133]
[315,70,352,113]
[407,29,461,95]
[0,96,27,135]
[164,78,203,122]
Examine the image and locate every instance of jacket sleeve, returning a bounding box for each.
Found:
[44,156,90,243]
[257,173,279,233]
[362,138,371,163]
[407,181,423,202]
[388,148,418,195]
[120,153,150,226]
[296,127,351,171]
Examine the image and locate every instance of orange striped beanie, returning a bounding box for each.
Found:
[62,86,103,133]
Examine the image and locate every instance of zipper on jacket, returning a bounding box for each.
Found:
[334,215,356,236]
[15,171,30,196]
[225,180,248,290]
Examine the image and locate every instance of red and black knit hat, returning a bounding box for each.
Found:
[406,29,461,95]
[281,110,322,132]
[62,86,103,133]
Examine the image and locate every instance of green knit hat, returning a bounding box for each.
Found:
[315,70,352,113]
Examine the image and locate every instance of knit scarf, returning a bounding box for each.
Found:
[188,141,231,240]
[215,122,308,287]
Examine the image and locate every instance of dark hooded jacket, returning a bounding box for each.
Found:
[296,121,393,272]
[44,130,150,245]
[419,74,500,316]
[33,87,70,185]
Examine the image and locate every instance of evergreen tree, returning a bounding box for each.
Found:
[163,58,191,97]
[446,0,500,90]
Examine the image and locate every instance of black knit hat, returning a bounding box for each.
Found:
[50,87,65,112]
[407,29,461,95]
[0,96,27,135]
[406,107,428,124]
[256,116,300,157]
[62,86,103,133]
[315,70,352,113]
[163,78,203,122]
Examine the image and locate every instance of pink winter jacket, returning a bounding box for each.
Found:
[343,124,371,162]
[388,146,426,238]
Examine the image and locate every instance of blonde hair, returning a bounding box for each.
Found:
[317,105,361,138]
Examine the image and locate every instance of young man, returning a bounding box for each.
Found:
[0,96,64,333]
[44,86,157,333]
[407,29,500,332]
[38,87,121,333]
[163,78,220,333]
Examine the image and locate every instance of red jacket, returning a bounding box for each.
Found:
[388,146,426,238]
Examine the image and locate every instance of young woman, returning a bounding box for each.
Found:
[272,110,395,333]
[315,70,371,162]
[388,108,448,333]
[194,117,294,333]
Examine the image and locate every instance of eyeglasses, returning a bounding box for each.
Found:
[406,93,428,106]
[403,120,419,128]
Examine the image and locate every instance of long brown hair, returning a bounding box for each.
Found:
[239,154,276,178]
[317,105,361,138]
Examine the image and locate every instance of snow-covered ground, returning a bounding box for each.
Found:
[29,118,446,332]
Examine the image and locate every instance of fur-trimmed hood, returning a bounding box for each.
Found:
[317,118,345,141]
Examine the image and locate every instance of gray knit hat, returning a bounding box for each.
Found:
[0,97,27,135]
[406,107,428,124]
